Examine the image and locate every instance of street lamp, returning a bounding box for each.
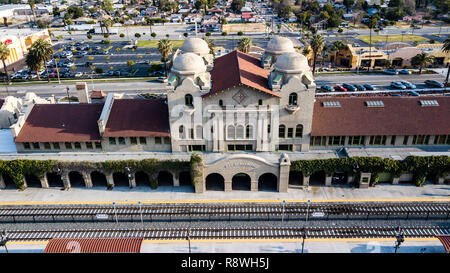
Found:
[66,86,70,104]
[0,231,9,253]
[125,166,133,188]
[394,226,404,253]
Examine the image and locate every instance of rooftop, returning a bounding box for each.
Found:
[311,96,450,136]
[103,99,170,138]
[203,50,280,98]
[15,104,103,143]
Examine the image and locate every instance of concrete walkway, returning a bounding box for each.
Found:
[0,183,448,205]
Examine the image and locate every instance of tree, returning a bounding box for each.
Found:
[237,37,252,53]
[194,0,202,10]
[25,50,41,80]
[127,60,135,71]
[102,0,114,13]
[331,40,345,65]
[366,14,380,71]
[411,53,434,74]
[231,0,244,12]
[343,0,354,12]
[103,18,112,34]
[87,34,92,39]
[28,0,37,23]
[67,6,84,19]
[157,38,173,77]
[28,39,54,82]
[310,34,325,74]
[0,42,11,84]
[442,39,450,85]
[52,6,60,17]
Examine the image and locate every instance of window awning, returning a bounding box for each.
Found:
[44,238,143,253]
[436,235,450,253]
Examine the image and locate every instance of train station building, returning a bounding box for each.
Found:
[4,37,450,192]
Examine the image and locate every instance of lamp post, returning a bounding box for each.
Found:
[113,202,118,223]
[138,201,143,226]
[66,86,70,104]
[281,200,286,225]
[0,231,8,253]
[125,166,133,188]
[301,200,310,253]
[394,226,404,253]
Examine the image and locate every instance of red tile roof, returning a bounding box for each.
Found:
[91,90,106,99]
[311,96,450,136]
[203,50,280,98]
[15,104,103,142]
[103,99,170,137]
[44,238,143,253]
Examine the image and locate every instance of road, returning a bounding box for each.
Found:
[1,73,445,98]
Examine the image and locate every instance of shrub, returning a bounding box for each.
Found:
[94,67,104,73]
[103,39,111,44]
[87,34,92,39]
[104,33,109,38]
[119,33,125,38]
[205,32,211,36]
[222,31,227,36]
[237,31,243,36]
[183,32,188,37]
[135,33,141,38]
[151,32,156,37]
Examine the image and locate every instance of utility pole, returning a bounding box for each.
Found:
[55,59,61,84]
[66,86,70,104]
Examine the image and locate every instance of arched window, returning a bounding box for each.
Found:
[246,125,253,139]
[196,125,203,139]
[289,93,298,106]
[227,125,235,139]
[219,99,223,107]
[295,124,303,138]
[258,99,262,106]
[185,94,193,106]
[236,125,245,139]
[179,125,185,139]
[279,125,286,138]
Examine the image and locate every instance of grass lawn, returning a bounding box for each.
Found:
[137,40,185,48]
[358,34,429,44]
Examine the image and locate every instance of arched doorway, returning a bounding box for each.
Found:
[258,173,278,192]
[135,171,150,187]
[69,171,85,187]
[232,173,251,191]
[310,171,326,186]
[113,172,129,187]
[205,173,225,191]
[179,171,192,187]
[91,171,107,188]
[47,172,63,187]
[331,172,348,185]
[289,171,303,186]
[25,174,41,188]
[157,171,173,186]
[2,173,16,189]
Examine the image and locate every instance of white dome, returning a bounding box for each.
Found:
[273,52,309,73]
[172,53,206,75]
[266,37,295,54]
[181,38,210,55]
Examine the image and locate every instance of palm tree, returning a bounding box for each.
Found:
[331,40,345,66]
[237,37,252,53]
[29,39,54,82]
[103,18,112,34]
[442,38,450,85]
[157,38,173,77]
[28,0,37,23]
[0,42,11,84]
[26,50,41,80]
[310,33,325,74]
[366,15,380,71]
[411,53,434,74]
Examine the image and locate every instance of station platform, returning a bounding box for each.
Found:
[0,183,449,205]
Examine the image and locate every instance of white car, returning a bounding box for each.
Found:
[74,72,83,78]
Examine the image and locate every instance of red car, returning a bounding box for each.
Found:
[334,85,347,92]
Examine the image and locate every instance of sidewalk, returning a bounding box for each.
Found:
[0,183,448,205]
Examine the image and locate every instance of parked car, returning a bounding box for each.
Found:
[398,69,411,75]
[354,84,366,91]
[334,85,347,91]
[390,81,406,89]
[424,80,444,88]
[113,71,121,76]
[409,91,420,96]
[157,76,168,83]
[106,71,114,76]
[74,72,83,78]
[342,83,357,91]
[320,85,333,92]
[399,81,416,89]
[384,69,398,75]
[363,83,376,90]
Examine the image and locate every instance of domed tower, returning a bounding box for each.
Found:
[166,52,211,152]
[181,38,214,69]
[261,36,295,69]
[271,52,316,152]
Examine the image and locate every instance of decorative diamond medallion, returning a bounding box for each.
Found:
[232,90,247,104]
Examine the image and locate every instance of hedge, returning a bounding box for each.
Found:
[0,159,189,190]
[290,156,450,187]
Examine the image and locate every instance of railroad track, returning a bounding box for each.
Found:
[3,226,450,241]
[0,202,449,222]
